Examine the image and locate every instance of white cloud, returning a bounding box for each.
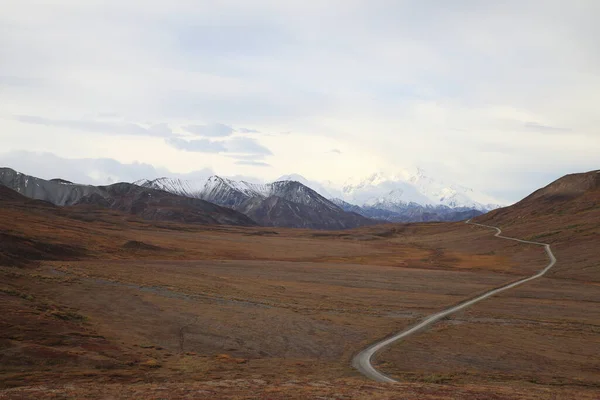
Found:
[0,151,182,185]
[238,128,261,134]
[15,115,174,137]
[524,122,571,133]
[165,137,227,153]
[225,137,272,156]
[183,123,235,137]
[164,136,272,156]
[235,160,271,168]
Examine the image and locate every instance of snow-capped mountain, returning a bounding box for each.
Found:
[135,176,372,229]
[276,174,337,199]
[135,168,504,224]
[195,176,271,208]
[131,177,207,199]
[406,168,502,210]
[136,176,339,211]
[280,168,504,212]
[0,168,256,226]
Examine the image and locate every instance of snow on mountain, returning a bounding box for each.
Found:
[341,172,433,207]
[135,174,374,229]
[203,176,271,199]
[136,175,340,211]
[135,167,504,221]
[406,168,502,210]
[276,174,336,199]
[269,180,340,211]
[295,168,504,212]
[133,177,206,198]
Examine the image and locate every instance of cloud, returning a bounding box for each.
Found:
[0,76,43,87]
[147,123,173,137]
[183,123,235,137]
[0,150,179,185]
[524,122,571,133]
[330,149,342,154]
[238,128,261,134]
[235,160,271,167]
[15,115,174,137]
[226,137,272,155]
[165,136,272,156]
[179,123,261,138]
[97,112,121,119]
[227,154,266,161]
[0,150,272,186]
[165,137,227,153]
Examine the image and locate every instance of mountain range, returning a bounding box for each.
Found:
[137,168,503,224]
[0,168,373,229]
[135,176,373,229]
[0,166,504,228]
[279,169,502,210]
[0,168,256,227]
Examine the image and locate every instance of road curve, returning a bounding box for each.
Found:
[352,219,557,383]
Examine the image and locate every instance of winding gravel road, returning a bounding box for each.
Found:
[352,219,558,383]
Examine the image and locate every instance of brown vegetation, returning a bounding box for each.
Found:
[0,173,598,399]
[376,171,600,389]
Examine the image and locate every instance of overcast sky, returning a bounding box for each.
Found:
[1,0,599,202]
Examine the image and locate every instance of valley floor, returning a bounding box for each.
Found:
[0,204,598,399]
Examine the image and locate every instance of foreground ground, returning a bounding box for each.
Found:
[2,379,599,400]
[0,198,598,398]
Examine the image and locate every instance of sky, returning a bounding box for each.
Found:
[1,0,599,203]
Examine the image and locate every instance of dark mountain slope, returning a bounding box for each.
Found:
[78,183,257,226]
[238,195,373,229]
[333,197,483,223]
[268,181,341,212]
[0,167,103,206]
[0,168,256,227]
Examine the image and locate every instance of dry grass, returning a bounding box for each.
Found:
[0,196,598,398]
[2,379,599,400]
[376,223,600,389]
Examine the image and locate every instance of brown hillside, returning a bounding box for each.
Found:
[0,185,26,202]
[0,185,54,206]
[525,169,600,201]
[475,170,600,281]
[481,170,600,219]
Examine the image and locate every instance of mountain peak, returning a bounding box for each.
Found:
[276,173,309,183]
[206,175,227,184]
[136,173,367,228]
